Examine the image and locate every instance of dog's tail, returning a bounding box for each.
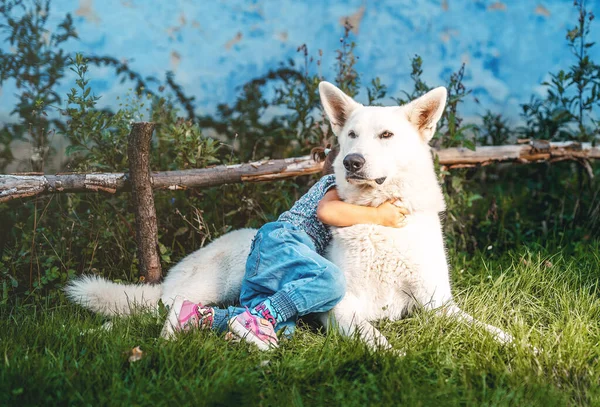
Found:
[65,275,162,317]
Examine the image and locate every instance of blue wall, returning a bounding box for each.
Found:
[3,0,600,123]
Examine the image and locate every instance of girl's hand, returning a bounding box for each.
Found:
[376,201,409,228]
[317,189,410,228]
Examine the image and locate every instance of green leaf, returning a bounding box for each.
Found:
[173,226,189,237]
[158,242,168,255]
[65,144,87,156]
[462,139,476,151]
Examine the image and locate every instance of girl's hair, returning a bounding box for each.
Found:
[311,143,339,175]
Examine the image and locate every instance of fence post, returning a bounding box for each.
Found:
[127,122,162,283]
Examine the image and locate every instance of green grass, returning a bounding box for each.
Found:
[1,242,600,406]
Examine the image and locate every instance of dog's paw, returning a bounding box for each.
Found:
[389,348,406,358]
[526,342,542,356]
[489,327,514,346]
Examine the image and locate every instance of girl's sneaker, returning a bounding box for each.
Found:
[228,310,279,351]
[161,296,214,339]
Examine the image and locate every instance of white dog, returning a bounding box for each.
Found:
[66,82,513,349]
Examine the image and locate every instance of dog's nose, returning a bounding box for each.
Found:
[343,154,366,172]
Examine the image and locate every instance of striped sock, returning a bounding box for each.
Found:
[250,292,297,327]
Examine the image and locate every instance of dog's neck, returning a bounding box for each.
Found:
[336,154,445,214]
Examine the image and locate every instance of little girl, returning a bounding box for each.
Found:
[164,147,408,350]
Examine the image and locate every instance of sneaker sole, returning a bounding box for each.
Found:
[228,318,278,351]
[160,296,185,339]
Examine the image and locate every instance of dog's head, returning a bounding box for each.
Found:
[319,82,447,192]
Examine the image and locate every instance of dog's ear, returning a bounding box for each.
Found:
[319,81,361,135]
[405,87,447,141]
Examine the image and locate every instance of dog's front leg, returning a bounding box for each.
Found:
[319,298,391,350]
[435,302,514,345]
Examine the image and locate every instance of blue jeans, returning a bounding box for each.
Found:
[211,221,346,335]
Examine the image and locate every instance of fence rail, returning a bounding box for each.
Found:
[1,141,598,204]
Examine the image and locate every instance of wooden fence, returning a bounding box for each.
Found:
[1,122,598,282]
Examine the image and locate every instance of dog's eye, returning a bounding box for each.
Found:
[348,130,357,139]
[380,131,394,139]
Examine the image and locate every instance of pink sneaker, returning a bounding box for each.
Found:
[161,297,214,339]
[228,310,278,351]
[177,300,215,329]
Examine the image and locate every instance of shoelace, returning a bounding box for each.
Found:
[195,306,214,329]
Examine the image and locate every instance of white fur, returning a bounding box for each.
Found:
[66,274,162,316]
[66,229,255,316]
[66,82,512,348]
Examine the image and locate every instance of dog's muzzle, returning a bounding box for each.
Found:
[343,153,365,172]
[343,153,387,185]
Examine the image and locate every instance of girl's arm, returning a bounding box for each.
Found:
[317,188,409,228]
